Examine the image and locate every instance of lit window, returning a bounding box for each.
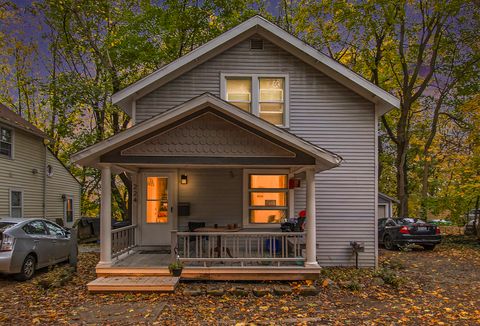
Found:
[226,78,252,112]
[146,177,169,223]
[10,190,22,217]
[223,75,287,126]
[248,174,288,224]
[259,78,284,125]
[64,197,74,223]
[0,126,12,158]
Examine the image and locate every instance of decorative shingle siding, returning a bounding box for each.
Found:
[135,36,376,267]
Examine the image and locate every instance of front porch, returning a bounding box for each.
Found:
[99,226,317,281]
[72,95,342,287]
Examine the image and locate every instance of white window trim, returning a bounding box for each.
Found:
[220,73,290,128]
[9,188,23,217]
[0,124,14,160]
[242,168,290,228]
[64,195,74,223]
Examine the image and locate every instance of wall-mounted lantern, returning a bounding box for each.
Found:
[180,174,188,185]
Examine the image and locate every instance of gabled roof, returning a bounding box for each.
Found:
[0,103,49,139]
[379,192,400,204]
[112,15,399,116]
[72,93,343,171]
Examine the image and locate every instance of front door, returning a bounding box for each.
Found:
[141,172,176,246]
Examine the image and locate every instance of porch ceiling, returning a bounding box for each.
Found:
[71,93,342,172]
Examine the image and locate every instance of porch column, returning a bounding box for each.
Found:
[305,168,319,268]
[99,164,112,265]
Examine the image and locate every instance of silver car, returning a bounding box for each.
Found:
[0,218,73,280]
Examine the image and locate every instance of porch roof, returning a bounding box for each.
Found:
[71,93,342,172]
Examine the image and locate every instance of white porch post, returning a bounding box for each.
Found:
[305,168,319,267]
[99,164,112,265]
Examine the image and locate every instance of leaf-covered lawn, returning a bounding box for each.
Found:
[0,236,479,325]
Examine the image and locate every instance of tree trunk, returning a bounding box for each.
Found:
[396,102,410,217]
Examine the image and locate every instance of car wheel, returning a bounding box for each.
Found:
[384,235,395,250]
[423,244,436,251]
[15,254,36,281]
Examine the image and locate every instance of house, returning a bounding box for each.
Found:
[0,104,81,228]
[72,16,399,286]
[378,192,398,218]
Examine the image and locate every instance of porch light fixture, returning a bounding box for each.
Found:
[180,174,188,184]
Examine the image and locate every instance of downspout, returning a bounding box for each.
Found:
[43,141,48,219]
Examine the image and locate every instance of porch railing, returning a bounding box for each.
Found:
[171,230,306,267]
[112,225,137,259]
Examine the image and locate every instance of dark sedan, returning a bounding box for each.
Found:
[378,218,441,250]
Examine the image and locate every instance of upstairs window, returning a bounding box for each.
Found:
[0,126,12,158]
[222,74,289,127]
[225,77,252,112]
[259,78,284,125]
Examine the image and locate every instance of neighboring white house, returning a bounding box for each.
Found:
[72,16,400,284]
[378,192,398,218]
[0,104,81,228]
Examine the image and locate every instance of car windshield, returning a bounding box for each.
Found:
[0,222,16,232]
[396,218,425,225]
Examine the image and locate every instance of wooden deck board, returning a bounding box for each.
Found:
[87,276,179,292]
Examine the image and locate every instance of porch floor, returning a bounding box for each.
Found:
[99,249,321,281]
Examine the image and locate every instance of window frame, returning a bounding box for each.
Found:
[220,73,290,128]
[63,195,74,224]
[9,189,23,218]
[242,169,290,227]
[0,124,14,160]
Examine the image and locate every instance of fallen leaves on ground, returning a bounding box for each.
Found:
[0,235,479,325]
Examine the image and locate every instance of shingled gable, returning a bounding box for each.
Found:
[112,15,399,116]
[71,93,342,171]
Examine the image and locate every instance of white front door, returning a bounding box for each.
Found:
[141,172,176,246]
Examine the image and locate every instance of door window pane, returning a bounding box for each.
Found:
[226,78,252,112]
[45,222,65,237]
[23,221,47,235]
[65,198,74,223]
[146,177,169,223]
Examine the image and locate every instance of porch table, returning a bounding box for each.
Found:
[193,226,243,258]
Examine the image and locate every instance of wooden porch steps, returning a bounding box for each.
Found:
[87,276,180,292]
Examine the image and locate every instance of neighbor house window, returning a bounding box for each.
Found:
[64,197,74,223]
[248,174,288,224]
[222,74,288,127]
[0,126,13,158]
[10,190,23,217]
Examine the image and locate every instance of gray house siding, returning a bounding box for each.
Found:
[135,36,376,267]
[177,168,243,228]
[0,124,81,226]
[45,150,81,227]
